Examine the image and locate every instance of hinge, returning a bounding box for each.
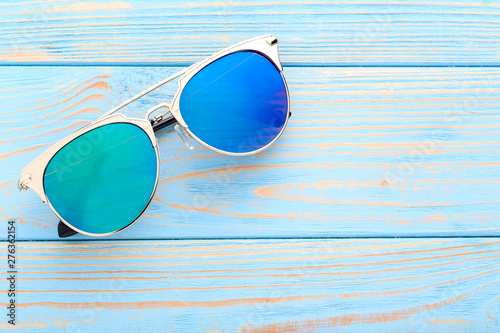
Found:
[17,173,31,191]
[149,114,164,126]
[145,102,171,125]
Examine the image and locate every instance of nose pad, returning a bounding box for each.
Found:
[174,124,194,150]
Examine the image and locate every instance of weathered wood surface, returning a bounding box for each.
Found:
[0,0,499,66]
[1,0,499,331]
[1,66,499,240]
[1,239,499,332]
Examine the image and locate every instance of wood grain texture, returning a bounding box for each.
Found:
[1,238,498,332]
[1,1,499,332]
[1,66,499,240]
[0,0,499,65]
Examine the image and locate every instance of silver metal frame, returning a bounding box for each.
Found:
[18,35,290,236]
[19,114,160,237]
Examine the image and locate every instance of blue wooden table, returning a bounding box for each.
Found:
[1,0,499,331]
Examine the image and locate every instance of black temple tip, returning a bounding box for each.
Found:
[152,116,177,132]
[58,221,78,238]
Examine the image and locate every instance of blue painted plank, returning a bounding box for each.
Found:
[0,238,498,331]
[0,0,499,65]
[0,66,499,240]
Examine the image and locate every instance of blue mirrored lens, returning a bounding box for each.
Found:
[179,51,288,154]
[43,123,158,235]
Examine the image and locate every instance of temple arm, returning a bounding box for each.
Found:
[151,115,177,131]
[58,221,79,238]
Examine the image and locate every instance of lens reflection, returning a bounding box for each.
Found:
[180,51,288,154]
[43,123,157,234]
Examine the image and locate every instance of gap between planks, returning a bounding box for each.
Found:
[3,235,500,243]
[2,63,500,67]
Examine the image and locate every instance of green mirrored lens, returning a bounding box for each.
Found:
[43,122,158,235]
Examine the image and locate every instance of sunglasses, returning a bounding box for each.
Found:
[17,35,290,238]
